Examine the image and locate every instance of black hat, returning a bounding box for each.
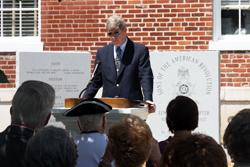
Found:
[62,98,112,117]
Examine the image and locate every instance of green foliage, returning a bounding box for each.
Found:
[58,0,62,2]
[0,70,9,83]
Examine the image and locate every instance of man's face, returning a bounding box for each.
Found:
[108,28,127,47]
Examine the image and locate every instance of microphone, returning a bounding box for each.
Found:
[78,60,101,98]
[91,60,101,78]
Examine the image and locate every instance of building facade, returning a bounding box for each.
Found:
[0,0,250,137]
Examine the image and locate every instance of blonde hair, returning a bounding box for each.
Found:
[106,15,126,31]
[107,114,152,167]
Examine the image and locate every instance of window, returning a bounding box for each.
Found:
[0,0,43,52]
[221,0,250,35]
[209,0,250,50]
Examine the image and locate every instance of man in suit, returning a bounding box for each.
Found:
[83,15,156,113]
[0,80,55,167]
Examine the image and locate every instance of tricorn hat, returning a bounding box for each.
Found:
[62,98,112,117]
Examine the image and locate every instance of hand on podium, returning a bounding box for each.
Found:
[146,100,156,113]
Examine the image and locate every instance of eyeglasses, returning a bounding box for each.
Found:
[107,30,123,37]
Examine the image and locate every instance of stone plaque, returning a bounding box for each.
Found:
[16,51,91,108]
[149,51,220,143]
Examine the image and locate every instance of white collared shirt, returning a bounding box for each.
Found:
[113,37,128,61]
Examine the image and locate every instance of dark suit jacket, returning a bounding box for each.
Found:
[83,37,154,101]
[0,125,34,167]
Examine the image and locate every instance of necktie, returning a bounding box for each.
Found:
[115,47,121,76]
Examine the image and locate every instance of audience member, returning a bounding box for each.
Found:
[63,98,114,167]
[0,80,55,167]
[24,126,78,167]
[147,95,199,167]
[160,133,227,167]
[100,114,152,167]
[223,109,250,167]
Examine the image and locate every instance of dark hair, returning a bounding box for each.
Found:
[24,126,78,167]
[166,96,199,133]
[160,133,227,167]
[223,109,250,163]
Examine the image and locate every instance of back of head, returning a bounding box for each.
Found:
[24,126,78,167]
[160,133,227,167]
[107,114,152,167]
[166,96,199,133]
[11,80,55,128]
[106,15,126,31]
[223,109,250,164]
[78,113,105,129]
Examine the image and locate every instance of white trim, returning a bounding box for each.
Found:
[1,8,39,11]
[213,0,221,42]
[38,0,41,41]
[221,5,250,9]
[221,87,250,101]
[0,41,43,52]
[0,88,16,102]
[0,0,42,51]
[209,41,250,50]
[210,0,250,50]
[0,1,3,37]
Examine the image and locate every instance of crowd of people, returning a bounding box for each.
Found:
[0,80,249,167]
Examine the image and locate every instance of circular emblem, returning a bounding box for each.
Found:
[179,84,189,94]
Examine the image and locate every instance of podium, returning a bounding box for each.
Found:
[52,98,149,137]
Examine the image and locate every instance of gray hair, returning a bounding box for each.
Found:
[78,113,105,129]
[11,80,55,128]
[106,15,126,31]
[24,126,78,167]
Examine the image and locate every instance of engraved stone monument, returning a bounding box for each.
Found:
[149,51,220,143]
[16,51,91,128]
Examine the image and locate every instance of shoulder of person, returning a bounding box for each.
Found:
[98,43,113,51]
[128,39,147,49]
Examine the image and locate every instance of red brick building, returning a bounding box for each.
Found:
[1,0,250,145]
[0,0,249,88]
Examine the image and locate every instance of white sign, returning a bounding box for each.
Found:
[149,51,220,143]
[16,51,91,108]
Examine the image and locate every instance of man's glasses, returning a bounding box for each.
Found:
[107,30,123,37]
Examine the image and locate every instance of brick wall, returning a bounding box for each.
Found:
[41,0,213,69]
[1,0,250,88]
[0,52,16,88]
[221,51,250,87]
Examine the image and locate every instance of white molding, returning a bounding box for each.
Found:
[211,0,250,50]
[213,0,221,41]
[0,41,43,52]
[209,41,250,50]
[0,0,41,50]
[221,87,250,101]
[0,88,16,102]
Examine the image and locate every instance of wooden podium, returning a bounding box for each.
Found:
[51,98,149,137]
[65,98,141,108]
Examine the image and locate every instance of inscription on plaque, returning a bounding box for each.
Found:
[149,51,220,143]
[16,51,91,108]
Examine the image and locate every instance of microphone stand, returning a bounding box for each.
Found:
[78,71,100,98]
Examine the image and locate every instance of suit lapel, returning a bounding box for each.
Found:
[106,43,117,78]
[119,38,134,78]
